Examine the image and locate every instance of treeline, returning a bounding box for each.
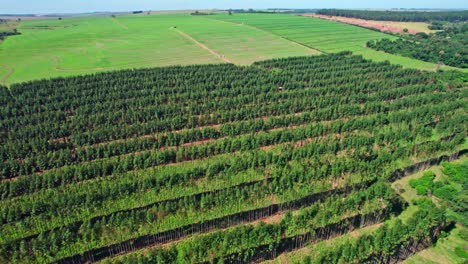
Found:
[316,9,468,22]
[0,31,19,40]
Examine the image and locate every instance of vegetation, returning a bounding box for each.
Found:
[0,14,315,85]
[405,226,468,264]
[0,20,19,40]
[212,13,462,71]
[317,9,468,22]
[264,157,468,263]
[402,159,468,263]
[304,199,448,263]
[108,182,402,263]
[0,51,466,263]
[190,10,213,16]
[409,161,467,226]
[367,22,468,68]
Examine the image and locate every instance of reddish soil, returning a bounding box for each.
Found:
[307,14,421,34]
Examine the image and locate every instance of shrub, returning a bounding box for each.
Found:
[409,171,435,195]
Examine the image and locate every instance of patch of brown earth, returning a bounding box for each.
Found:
[307,14,421,34]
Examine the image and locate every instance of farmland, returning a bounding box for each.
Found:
[0,51,466,263]
[211,13,459,72]
[0,14,317,85]
[1,12,464,86]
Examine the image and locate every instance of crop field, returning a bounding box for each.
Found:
[169,17,320,64]
[212,13,461,72]
[0,14,318,85]
[212,14,391,52]
[0,52,466,263]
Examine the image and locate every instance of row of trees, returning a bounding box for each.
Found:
[75,182,400,264]
[0,53,432,178]
[317,9,468,22]
[1,127,463,263]
[2,120,424,243]
[1,85,458,179]
[2,99,463,200]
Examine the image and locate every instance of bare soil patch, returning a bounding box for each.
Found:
[307,14,427,34]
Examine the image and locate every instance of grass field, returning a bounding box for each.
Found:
[174,17,319,64]
[0,14,317,85]
[213,14,390,52]
[0,15,218,85]
[380,21,435,33]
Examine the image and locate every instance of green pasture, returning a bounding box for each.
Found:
[0,15,218,85]
[175,17,319,64]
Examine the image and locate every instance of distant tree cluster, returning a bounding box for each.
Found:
[317,9,468,22]
[367,22,468,68]
[410,162,467,226]
[0,25,20,40]
[190,10,214,16]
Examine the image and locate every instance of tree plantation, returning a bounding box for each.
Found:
[0,51,466,263]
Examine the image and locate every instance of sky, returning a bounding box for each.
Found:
[0,0,467,14]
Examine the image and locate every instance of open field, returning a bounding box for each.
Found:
[0,14,317,85]
[212,13,392,53]
[308,14,435,34]
[0,15,219,85]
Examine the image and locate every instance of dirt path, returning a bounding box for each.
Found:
[205,16,324,55]
[1,68,14,86]
[173,28,232,63]
[111,17,128,30]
